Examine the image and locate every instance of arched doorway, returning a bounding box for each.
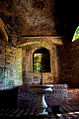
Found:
[33,47,51,73]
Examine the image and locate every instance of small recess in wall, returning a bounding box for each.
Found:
[33,76,39,81]
[33,1,45,10]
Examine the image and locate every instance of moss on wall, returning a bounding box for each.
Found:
[0,40,22,88]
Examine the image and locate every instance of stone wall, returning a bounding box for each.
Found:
[57,40,79,87]
[22,36,63,85]
[0,39,22,87]
[67,40,79,87]
[1,37,79,87]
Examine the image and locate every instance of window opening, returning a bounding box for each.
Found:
[33,48,51,73]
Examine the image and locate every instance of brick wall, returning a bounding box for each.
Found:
[57,40,79,87]
[68,40,79,87]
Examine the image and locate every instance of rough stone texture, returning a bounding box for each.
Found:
[45,84,68,106]
[0,0,79,87]
[67,40,79,87]
[0,0,56,43]
[0,0,79,43]
[57,40,79,87]
[22,36,63,85]
[0,39,22,87]
[17,84,38,109]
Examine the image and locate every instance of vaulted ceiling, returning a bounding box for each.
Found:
[0,0,79,45]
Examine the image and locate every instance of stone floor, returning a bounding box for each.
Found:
[0,88,79,119]
[0,104,79,119]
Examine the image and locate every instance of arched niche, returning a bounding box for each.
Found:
[33,47,51,73]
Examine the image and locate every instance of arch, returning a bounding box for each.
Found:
[0,18,8,41]
[33,47,51,73]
